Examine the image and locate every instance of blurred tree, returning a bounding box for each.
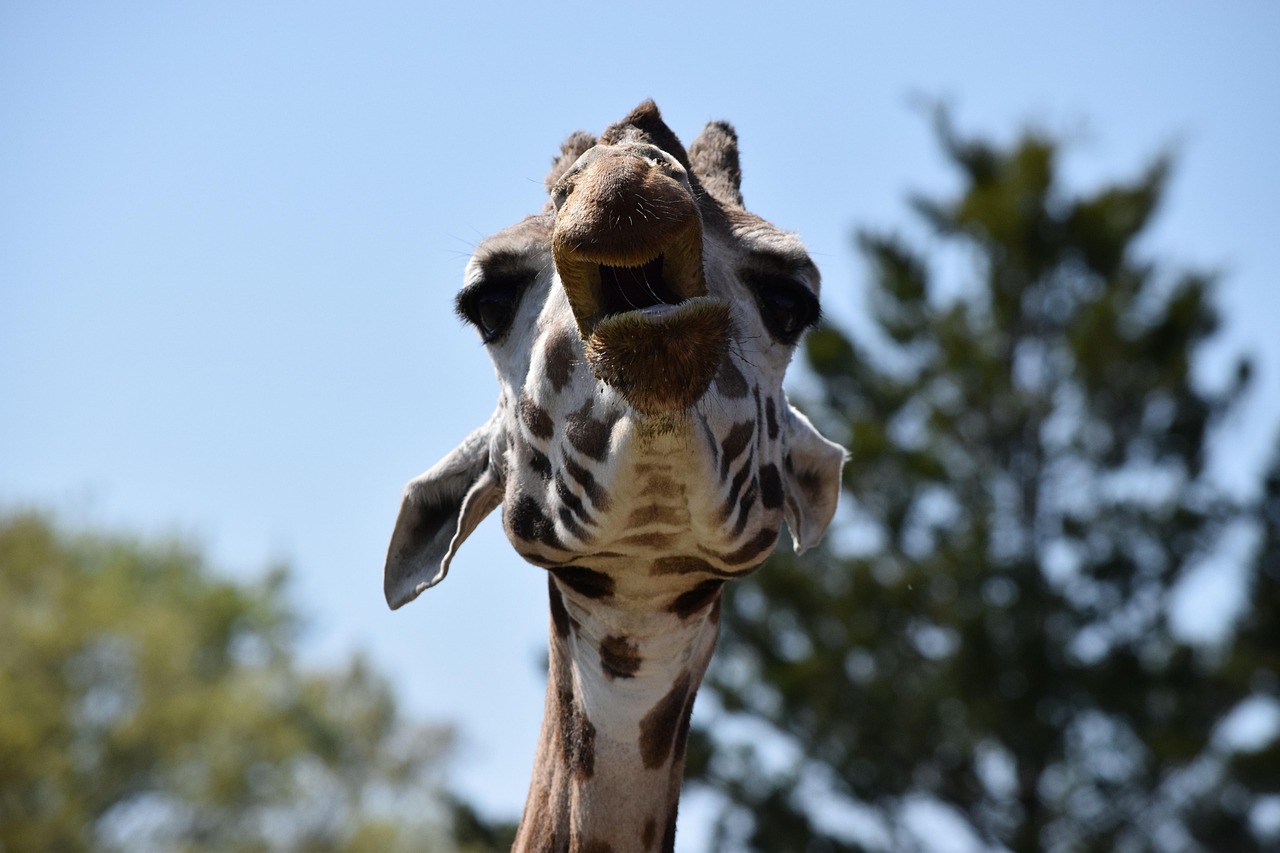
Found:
[688,115,1278,852]
[0,512,502,852]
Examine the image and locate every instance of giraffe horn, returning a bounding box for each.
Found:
[689,120,744,208]
[545,130,597,196]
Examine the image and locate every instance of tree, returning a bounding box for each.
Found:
[688,115,1278,851]
[0,512,481,852]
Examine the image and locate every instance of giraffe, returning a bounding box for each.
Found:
[384,101,845,852]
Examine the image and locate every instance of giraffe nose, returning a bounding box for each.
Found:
[551,142,707,339]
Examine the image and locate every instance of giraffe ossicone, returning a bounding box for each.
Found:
[384,101,845,852]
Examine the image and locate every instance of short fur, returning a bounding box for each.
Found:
[384,102,846,852]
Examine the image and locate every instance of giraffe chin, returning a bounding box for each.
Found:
[583,296,731,417]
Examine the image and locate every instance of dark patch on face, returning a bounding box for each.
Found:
[558,688,596,780]
[544,328,579,394]
[732,476,758,537]
[719,420,755,479]
[507,494,564,549]
[555,472,593,527]
[720,527,778,566]
[520,395,554,440]
[564,454,610,511]
[668,579,724,619]
[720,450,755,524]
[628,504,684,527]
[651,556,716,576]
[548,574,571,639]
[599,635,642,679]
[557,507,589,543]
[642,817,657,851]
[759,462,784,510]
[552,566,615,599]
[713,356,749,398]
[529,447,553,480]
[579,842,613,853]
[709,594,722,624]
[639,671,692,769]
[765,397,779,441]
[566,401,613,462]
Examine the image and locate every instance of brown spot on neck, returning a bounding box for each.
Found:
[642,817,657,851]
[710,526,777,567]
[639,672,693,769]
[628,504,687,527]
[619,531,678,550]
[551,566,615,599]
[548,575,571,639]
[642,474,682,501]
[599,635,642,680]
[668,579,724,619]
[558,688,596,780]
[650,556,716,576]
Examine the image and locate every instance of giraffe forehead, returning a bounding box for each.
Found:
[467,213,554,271]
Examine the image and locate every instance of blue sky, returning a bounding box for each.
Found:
[3,2,1278,844]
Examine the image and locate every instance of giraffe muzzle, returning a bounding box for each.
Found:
[551,143,731,415]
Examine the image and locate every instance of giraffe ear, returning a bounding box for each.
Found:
[781,405,847,553]
[384,418,504,610]
[689,120,744,208]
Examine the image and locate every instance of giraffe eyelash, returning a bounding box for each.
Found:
[456,272,535,343]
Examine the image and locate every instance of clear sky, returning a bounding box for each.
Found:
[4,2,1278,846]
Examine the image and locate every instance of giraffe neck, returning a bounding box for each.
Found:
[513,570,723,853]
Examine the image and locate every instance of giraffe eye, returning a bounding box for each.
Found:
[456,274,530,343]
[751,277,820,344]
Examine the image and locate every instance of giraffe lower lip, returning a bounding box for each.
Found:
[584,297,732,414]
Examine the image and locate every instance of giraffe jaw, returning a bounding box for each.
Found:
[562,250,731,415]
[583,295,731,415]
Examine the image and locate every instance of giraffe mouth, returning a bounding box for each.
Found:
[553,216,732,415]
[556,239,711,340]
[598,256,680,319]
[579,253,731,415]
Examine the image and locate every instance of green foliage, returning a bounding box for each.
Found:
[691,116,1278,852]
[0,513,469,852]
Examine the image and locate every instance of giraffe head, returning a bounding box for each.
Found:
[385,101,845,609]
